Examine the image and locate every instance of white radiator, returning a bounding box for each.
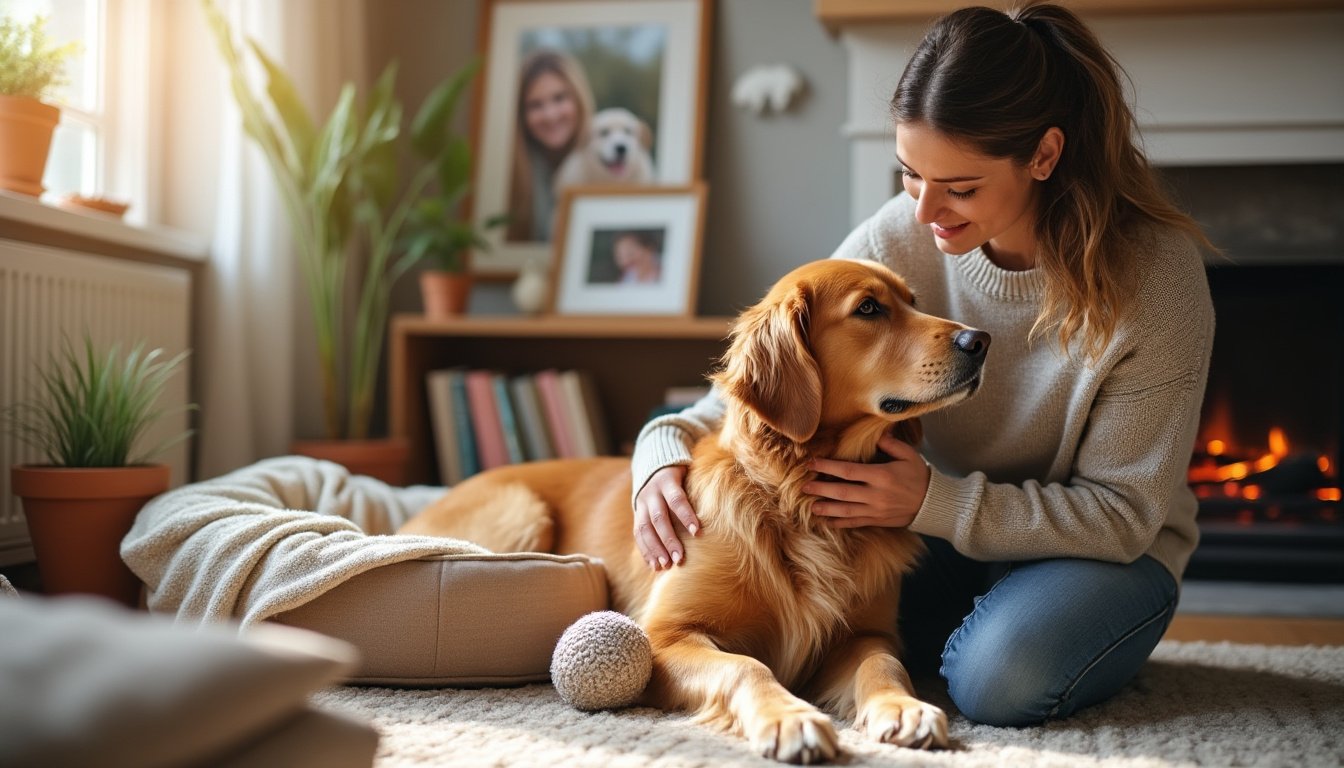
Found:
[0,239,192,565]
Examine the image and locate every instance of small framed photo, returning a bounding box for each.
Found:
[470,0,712,277]
[549,184,707,316]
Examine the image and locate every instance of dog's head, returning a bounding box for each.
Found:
[588,107,652,174]
[713,259,989,451]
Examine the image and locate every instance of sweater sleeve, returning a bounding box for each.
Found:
[912,240,1214,568]
[630,387,727,505]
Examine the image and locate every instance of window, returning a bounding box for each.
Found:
[2,0,102,195]
[2,0,150,220]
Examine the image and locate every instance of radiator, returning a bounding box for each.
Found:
[0,239,192,565]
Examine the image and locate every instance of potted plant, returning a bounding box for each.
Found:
[203,2,486,481]
[0,14,80,196]
[397,66,508,318]
[4,335,191,607]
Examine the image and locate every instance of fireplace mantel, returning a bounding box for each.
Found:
[826,4,1344,224]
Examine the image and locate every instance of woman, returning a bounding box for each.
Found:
[508,49,594,242]
[630,3,1215,727]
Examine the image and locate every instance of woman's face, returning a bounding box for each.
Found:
[523,71,580,152]
[895,121,1042,270]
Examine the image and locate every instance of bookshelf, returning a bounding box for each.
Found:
[389,314,734,484]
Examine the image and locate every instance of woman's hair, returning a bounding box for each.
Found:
[891,2,1214,359]
[508,49,595,241]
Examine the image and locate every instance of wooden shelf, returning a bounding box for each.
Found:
[388,314,734,484]
[815,0,1344,32]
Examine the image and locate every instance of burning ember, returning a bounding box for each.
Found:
[1188,426,1341,504]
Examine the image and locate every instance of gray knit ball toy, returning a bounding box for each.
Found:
[550,610,653,711]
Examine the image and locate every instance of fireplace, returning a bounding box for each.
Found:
[1185,263,1344,583]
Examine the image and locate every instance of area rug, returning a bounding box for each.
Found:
[312,640,1344,767]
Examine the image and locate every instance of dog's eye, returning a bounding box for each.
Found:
[854,298,883,317]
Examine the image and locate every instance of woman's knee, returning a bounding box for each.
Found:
[939,557,1177,727]
[941,627,1061,726]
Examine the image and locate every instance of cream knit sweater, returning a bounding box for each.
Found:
[632,193,1214,582]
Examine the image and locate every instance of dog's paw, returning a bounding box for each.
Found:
[858,693,948,750]
[747,705,841,764]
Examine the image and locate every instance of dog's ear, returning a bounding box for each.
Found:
[637,118,653,150]
[716,285,822,442]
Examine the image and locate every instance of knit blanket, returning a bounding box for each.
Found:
[122,456,485,629]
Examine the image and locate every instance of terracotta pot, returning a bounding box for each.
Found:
[11,464,171,607]
[0,95,60,197]
[290,437,411,486]
[419,270,473,318]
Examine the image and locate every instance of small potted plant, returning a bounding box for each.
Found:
[5,335,191,607]
[398,63,508,318]
[0,14,80,196]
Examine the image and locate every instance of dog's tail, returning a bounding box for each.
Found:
[407,482,554,553]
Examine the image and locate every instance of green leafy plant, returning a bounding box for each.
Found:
[398,62,508,274]
[203,0,487,440]
[4,335,192,467]
[0,15,80,101]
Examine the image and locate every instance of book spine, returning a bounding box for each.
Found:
[576,369,613,456]
[509,374,555,461]
[492,373,527,464]
[465,370,510,470]
[558,370,598,458]
[534,369,578,459]
[425,369,463,485]
[449,370,479,478]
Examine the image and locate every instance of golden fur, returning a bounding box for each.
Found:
[400,258,989,763]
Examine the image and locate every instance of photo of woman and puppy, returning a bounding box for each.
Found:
[507,25,666,243]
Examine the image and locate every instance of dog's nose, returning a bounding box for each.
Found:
[614,144,627,159]
[953,329,991,359]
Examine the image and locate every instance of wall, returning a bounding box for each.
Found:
[366,0,851,321]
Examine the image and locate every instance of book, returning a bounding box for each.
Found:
[559,369,612,457]
[465,369,510,470]
[491,373,527,464]
[509,374,555,461]
[449,370,479,479]
[425,368,465,486]
[534,368,579,459]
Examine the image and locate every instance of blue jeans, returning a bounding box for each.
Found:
[898,536,1179,727]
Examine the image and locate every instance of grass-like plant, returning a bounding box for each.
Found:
[0,15,80,101]
[4,335,192,467]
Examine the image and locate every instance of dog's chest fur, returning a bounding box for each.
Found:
[683,447,914,688]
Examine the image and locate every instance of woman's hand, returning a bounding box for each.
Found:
[805,432,931,528]
[633,465,701,570]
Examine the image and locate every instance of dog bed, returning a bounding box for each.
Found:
[122,456,608,686]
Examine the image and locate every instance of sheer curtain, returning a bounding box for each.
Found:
[160,0,368,478]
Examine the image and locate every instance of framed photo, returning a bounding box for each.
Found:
[549,184,706,316]
[470,0,712,276]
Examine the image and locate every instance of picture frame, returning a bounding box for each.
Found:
[470,0,712,277]
[548,184,707,316]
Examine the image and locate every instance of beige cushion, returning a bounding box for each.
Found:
[123,455,612,687]
[0,596,376,768]
[272,552,609,685]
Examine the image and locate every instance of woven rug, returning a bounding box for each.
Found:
[312,640,1344,767]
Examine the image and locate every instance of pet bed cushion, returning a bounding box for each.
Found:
[122,456,608,685]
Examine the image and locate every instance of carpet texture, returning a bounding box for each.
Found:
[312,640,1344,767]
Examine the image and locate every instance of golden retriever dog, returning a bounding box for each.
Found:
[553,107,655,190]
[400,258,990,763]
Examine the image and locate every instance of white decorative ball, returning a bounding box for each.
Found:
[550,610,653,711]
